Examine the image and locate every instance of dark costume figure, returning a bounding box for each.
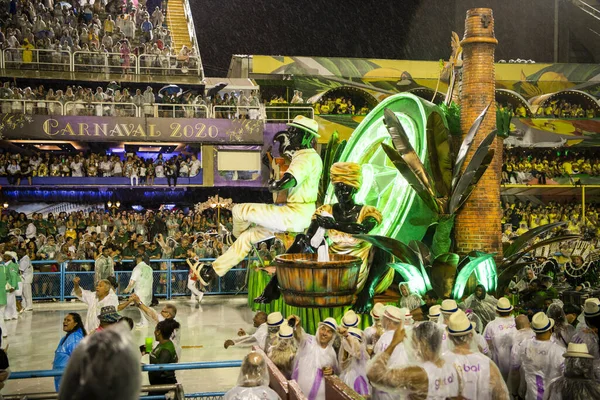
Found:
[255,162,390,312]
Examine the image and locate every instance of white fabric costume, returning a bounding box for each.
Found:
[422,360,460,400]
[514,339,564,400]
[233,323,268,351]
[291,330,338,400]
[73,288,119,333]
[19,254,33,310]
[443,352,491,399]
[213,148,322,276]
[508,328,535,397]
[130,261,153,326]
[483,316,516,380]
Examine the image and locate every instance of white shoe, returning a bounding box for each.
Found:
[24,308,33,311]
[197,293,204,303]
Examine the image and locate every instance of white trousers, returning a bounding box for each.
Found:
[0,306,5,337]
[5,283,21,320]
[212,202,314,276]
[187,276,204,301]
[21,282,32,310]
[130,175,139,186]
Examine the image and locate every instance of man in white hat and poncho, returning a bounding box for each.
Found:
[443,310,509,399]
[267,324,297,379]
[512,312,564,400]
[223,351,280,400]
[264,311,286,353]
[338,327,370,396]
[483,297,516,380]
[290,315,338,400]
[440,299,458,352]
[546,343,600,400]
[196,116,323,286]
[428,304,442,322]
[365,302,385,351]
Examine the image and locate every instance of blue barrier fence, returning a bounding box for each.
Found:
[9,361,240,400]
[30,258,249,301]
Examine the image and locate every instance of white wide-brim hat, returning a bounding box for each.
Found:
[447,310,473,336]
[584,298,600,318]
[319,317,338,332]
[496,297,514,313]
[441,299,458,314]
[278,324,294,339]
[342,310,360,328]
[347,327,364,343]
[531,312,555,333]
[286,115,320,138]
[370,302,385,320]
[563,342,594,359]
[267,312,284,327]
[382,306,403,323]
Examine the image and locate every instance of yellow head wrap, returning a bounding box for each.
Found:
[330,162,361,189]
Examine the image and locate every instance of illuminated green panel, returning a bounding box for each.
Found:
[474,257,498,293]
[388,262,428,295]
[452,254,495,299]
[325,93,430,239]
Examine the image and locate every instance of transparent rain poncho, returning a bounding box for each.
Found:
[461,285,498,330]
[367,321,460,400]
[546,356,600,400]
[513,338,565,400]
[267,336,298,379]
[547,303,575,347]
[291,324,339,400]
[58,323,141,400]
[483,315,516,380]
[338,332,370,396]
[223,352,280,400]
[398,282,424,312]
[443,332,510,400]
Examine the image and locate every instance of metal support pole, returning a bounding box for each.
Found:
[582,186,586,225]
[167,260,172,300]
[59,262,66,301]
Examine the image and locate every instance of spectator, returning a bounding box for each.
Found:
[71,276,119,333]
[224,351,280,400]
[53,312,86,391]
[224,311,268,350]
[148,319,180,389]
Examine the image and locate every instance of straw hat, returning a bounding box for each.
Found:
[371,303,385,320]
[496,297,514,313]
[341,310,360,328]
[267,312,284,327]
[3,251,17,262]
[278,325,294,339]
[447,310,473,336]
[583,299,600,318]
[563,342,594,359]
[428,305,442,319]
[287,115,320,138]
[320,317,338,332]
[441,299,458,314]
[531,312,555,333]
[382,306,403,323]
[347,327,364,343]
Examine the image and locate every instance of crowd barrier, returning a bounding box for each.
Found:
[29,258,248,301]
[0,98,307,122]
[1,49,202,77]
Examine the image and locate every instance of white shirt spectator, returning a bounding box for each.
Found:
[70,161,83,177]
[73,287,118,333]
[189,158,201,177]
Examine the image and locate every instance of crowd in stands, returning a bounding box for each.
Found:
[312,96,370,115]
[497,101,596,119]
[0,151,202,186]
[502,148,600,184]
[502,200,600,239]
[0,0,199,75]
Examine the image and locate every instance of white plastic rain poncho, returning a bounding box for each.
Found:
[58,323,141,400]
[570,326,600,381]
[267,336,298,379]
[443,334,509,399]
[513,338,564,400]
[338,330,370,396]
[291,324,338,400]
[546,356,600,400]
[508,328,535,397]
[367,321,459,400]
[547,303,576,348]
[483,316,516,380]
[223,352,280,400]
[462,284,498,330]
[398,282,423,311]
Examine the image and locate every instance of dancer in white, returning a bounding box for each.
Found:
[71,276,119,333]
[18,247,33,312]
[338,327,370,396]
[224,311,268,351]
[483,297,516,380]
[364,302,385,350]
[440,299,458,352]
[443,310,509,399]
[290,316,338,400]
[123,255,154,327]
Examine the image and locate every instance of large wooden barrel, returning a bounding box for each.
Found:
[275,253,361,308]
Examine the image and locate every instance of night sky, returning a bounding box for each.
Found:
[190,0,560,77]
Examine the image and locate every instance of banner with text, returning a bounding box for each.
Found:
[0,114,264,144]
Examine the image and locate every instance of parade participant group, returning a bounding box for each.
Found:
[2,115,600,400]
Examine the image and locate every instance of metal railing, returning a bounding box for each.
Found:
[0,99,64,115]
[264,106,314,122]
[64,100,139,117]
[138,54,202,76]
[31,258,248,301]
[573,0,600,21]
[155,104,209,118]
[73,50,138,74]
[212,105,261,120]
[182,0,205,79]
[2,48,71,72]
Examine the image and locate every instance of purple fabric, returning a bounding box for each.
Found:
[536,375,545,400]
[308,368,324,400]
[353,376,369,395]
